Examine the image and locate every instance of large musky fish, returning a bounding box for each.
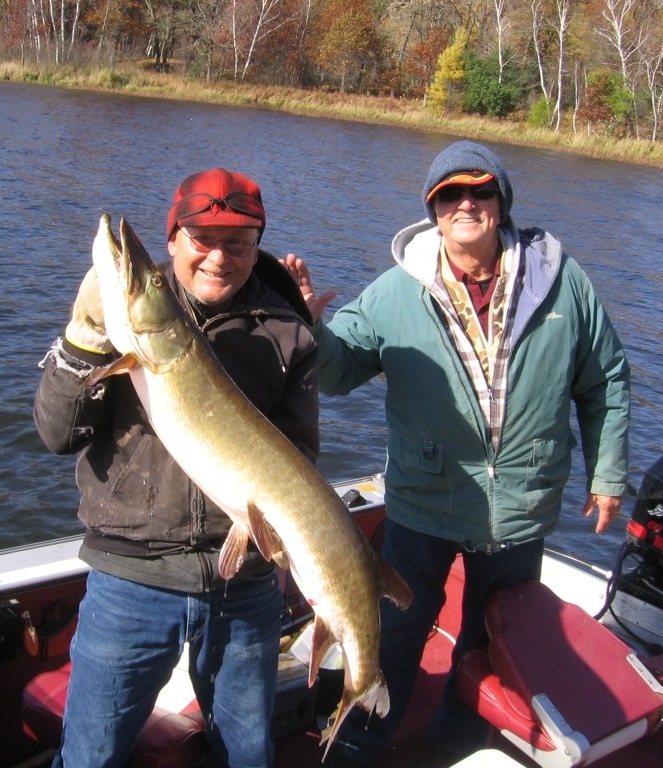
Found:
[88,214,412,755]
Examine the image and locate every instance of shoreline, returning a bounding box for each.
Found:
[3,60,663,169]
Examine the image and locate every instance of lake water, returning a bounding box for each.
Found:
[1,81,662,570]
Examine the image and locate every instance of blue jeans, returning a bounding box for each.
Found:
[335,520,544,763]
[52,569,282,768]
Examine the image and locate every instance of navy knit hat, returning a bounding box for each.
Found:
[422,141,513,225]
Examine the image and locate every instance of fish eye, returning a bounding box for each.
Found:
[151,274,165,288]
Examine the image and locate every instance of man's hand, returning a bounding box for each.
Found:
[582,493,622,534]
[65,267,112,355]
[280,253,337,324]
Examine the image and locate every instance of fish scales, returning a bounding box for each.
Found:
[89,214,412,755]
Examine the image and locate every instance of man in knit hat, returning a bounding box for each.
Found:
[283,140,629,766]
[35,168,319,768]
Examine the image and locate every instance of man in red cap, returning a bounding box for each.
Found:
[34,169,319,768]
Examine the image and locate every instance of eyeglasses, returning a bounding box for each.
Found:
[172,191,265,223]
[435,185,499,204]
[180,228,258,257]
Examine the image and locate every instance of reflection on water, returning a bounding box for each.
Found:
[1,81,662,569]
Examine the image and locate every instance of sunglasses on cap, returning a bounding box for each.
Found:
[435,185,499,204]
[173,191,265,222]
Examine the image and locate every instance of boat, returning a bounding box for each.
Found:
[3,463,663,768]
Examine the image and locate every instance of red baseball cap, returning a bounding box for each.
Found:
[166,168,266,239]
[425,170,495,202]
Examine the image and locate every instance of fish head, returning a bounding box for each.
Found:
[93,213,194,372]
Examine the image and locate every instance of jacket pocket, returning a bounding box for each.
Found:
[392,432,444,471]
[387,431,452,499]
[525,438,571,516]
[111,435,154,497]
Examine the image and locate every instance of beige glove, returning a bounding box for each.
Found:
[64,267,113,355]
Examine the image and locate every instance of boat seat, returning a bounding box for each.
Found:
[22,659,206,768]
[457,580,663,768]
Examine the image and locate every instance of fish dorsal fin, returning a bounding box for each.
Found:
[218,522,250,579]
[247,501,277,562]
[377,556,413,610]
[85,353,139,386]
[308,615,337,688]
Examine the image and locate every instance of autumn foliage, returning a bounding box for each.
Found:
[1,0,662,141]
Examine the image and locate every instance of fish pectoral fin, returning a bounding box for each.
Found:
[246,501,278,562]
[377,555,414,610]
[308,615,337,688]
[218,523,250,579]
[85,354,139,386]
[319,674,390,759]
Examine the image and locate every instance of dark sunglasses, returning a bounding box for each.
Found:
[173,191,264,221]
[436,185,499,204]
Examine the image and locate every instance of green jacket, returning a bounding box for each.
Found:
[315,221,630,550]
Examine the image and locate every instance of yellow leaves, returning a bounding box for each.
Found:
[427,28,469,113]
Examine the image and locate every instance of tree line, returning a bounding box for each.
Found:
[2,0,662,142]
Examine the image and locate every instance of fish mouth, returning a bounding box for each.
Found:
[99,213,156,301]
[99,213,133,295]
[97,213,178,342]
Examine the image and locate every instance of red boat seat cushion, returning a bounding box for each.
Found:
[459,648,558,753]
[22,662,206,768]
[458,581,663,758]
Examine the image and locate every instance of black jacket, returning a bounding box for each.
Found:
[34,251,319,592]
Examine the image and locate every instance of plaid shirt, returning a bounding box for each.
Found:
[430,227,525,452]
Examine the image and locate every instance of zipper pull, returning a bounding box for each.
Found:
[22,611,39,657]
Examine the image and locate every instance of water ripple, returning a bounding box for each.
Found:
[1,82,662,568]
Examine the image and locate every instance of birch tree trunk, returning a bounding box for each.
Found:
[240,0,289,80]
[493,0,507,84]
[531,0,550,102]
[596,0,644,138]
[66,0,81,62]
[643,42,663,142]
[47,0,61,63]
[553,0,570,131]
